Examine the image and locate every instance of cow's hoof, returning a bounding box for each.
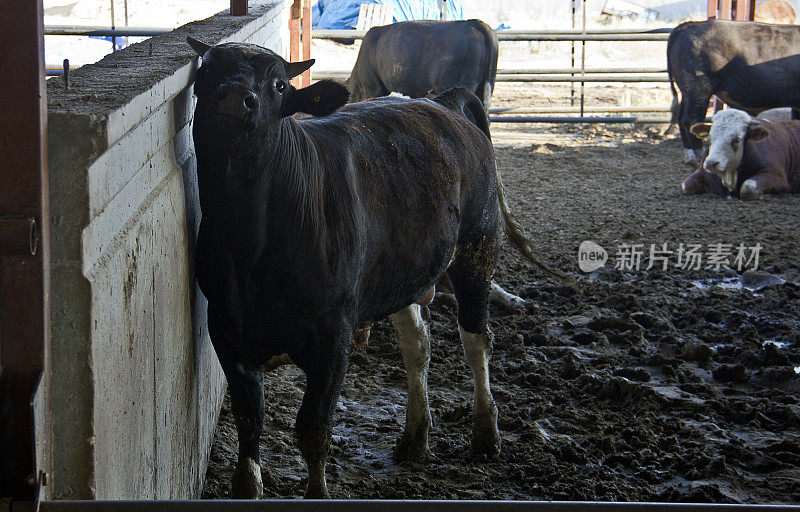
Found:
[304,485,330,499]
[231,457,264,499]
[393,429,429,462]
[471,407,501,460]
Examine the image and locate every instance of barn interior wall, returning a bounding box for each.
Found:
[44,0,290,500]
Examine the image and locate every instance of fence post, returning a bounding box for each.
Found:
[289,0,301,87]
[301,0,312,87]
[231,0,247,16]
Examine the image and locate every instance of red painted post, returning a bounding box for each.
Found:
[301,0,312,87]
[708,0,718,18]
[0,0,50,501]
[289,0,302,88]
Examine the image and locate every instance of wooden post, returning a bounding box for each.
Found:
[0,0,50,501]
[290,0,312,88]
[289,0,301,87]
[707,0,718,18]
[231,0,247,16]
[301,0,312,87]
[735,0,755,20]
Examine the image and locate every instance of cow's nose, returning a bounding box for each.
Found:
[705,159,719,171]
[214,83,259,117]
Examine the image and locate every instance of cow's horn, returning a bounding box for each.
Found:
[286,59,315,78]
[187,36,213,56]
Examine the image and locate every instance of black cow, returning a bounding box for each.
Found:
[666,19,800,166]
[347,19,498,108]
[187,37,547,499]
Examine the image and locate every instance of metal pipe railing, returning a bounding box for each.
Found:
[311,29,672,41]
[313,72,670,82]
[45,24,170,36]
[489,115,672,123]
[490,106,669,114]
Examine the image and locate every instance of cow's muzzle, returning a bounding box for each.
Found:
[214,82,260,119]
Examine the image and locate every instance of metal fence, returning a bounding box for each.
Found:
[44,22,674,124]
[311,26,674,124]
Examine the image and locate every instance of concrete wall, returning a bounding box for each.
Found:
[42,1,290,500]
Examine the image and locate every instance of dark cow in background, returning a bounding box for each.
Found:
[666,20,800,166]
[681,108,800,199]
[187,36,552,499]
[347,19,498,108]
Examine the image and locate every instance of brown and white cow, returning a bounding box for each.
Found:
[681,108,800,199]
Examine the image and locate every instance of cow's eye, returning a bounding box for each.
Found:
[275,81,286,93]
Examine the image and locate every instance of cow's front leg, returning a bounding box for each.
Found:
[228,367,266,498]
[740,172,790,200]
[209,308,266,499]
[390,304,432,461]
[295,336,349,498]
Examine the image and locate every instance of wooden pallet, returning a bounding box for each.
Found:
[356,3,393,31]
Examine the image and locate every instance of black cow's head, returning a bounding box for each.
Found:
[188,37,349,132]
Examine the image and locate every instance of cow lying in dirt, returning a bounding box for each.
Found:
[681,108,800,199]
[187,37,557,499]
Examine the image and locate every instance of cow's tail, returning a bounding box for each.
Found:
[433,88,574,285]
[473,19,499,109]
[663,28,681,136]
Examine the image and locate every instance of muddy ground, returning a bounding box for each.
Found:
[202,83,800,503]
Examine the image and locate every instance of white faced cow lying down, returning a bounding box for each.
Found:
[666,20,800,166]
[681,108,800,199]
[187,37,552,498]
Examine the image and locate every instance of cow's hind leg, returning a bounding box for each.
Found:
[448,250,501,459]
[390,304,432,461]
[293,330,349,498]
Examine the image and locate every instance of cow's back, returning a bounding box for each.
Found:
[669,20,800,112]
[348,20,497,105]
[299,98,496,322]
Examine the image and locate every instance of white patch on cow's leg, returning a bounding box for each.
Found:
[231,456,263,499]
[740,178,762,200]
[459,326,501,459]
[489,281,526,310]
[684,148,699,165]
[483,83,493,110]
[390,304,431,461]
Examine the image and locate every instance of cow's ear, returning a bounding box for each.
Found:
[187,36,212,56]
[281,80,350,117]
[285,59,315,78]
[690,122,711,140]
[748,125,770,142]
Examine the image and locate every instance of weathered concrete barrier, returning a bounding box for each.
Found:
[41,1,289,500]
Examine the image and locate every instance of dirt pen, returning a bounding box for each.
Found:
[26,2,800,506]
[200,38,800,504]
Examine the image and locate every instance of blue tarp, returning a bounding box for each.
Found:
[313,0,464,30]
